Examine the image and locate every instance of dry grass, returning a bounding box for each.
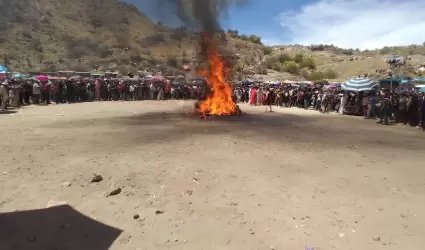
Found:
[0,0,424,79]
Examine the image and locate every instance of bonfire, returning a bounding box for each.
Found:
[194,33,242,119]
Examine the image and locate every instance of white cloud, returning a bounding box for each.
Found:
[278,0,425,49]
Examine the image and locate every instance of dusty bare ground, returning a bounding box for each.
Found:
[1,101,425,250]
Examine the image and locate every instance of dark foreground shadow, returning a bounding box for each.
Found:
[0,110,18,115]
[0,205,122,250]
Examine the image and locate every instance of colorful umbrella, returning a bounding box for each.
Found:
[36,75,49,81]
[342,77,378,92]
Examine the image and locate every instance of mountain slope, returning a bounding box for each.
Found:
[0,0,265,73]
[0,0,424,80]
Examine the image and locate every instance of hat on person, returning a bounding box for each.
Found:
[1,80,8,85]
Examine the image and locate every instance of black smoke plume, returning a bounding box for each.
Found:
[155,0,248,33]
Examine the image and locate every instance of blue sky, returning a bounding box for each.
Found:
[129,0,425,49]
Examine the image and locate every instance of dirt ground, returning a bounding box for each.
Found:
[1,101,424,250]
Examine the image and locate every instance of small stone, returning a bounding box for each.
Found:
[133,214,140,219]
[62,181,72,187]
[28,236,36,242]
[91,174,103,183]
[184,189,193,196]
[174,239,178,242]
[269,246,275,250]
[373,236,381,241]
[250,231,255,235]
[265,228,269,232]
[2,172,8,175]
[107,188,121,197]
[338,232,345,238]
[155,210,165,215]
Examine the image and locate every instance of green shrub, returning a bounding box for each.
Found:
[249,35,262,44]
[300,57,316,70]
[379,47,392,54]
[294,53,304,63]
[283,61,299,74]
[278,53,292,63]
[262,46,273,56]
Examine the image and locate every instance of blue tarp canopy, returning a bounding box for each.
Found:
[342,77,378,92]
[0,65,8,73]
[413,77,425,81]
[193,76,206,82]
[242,79,254,84]
[379,77,411,88]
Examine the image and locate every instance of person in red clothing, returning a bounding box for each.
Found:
[117,81,125,101]
[51,82,59,103]
[249,87,257,106]
[42,81,51,104]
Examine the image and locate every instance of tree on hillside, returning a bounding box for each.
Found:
[310,44,326,51]
[264,57,279,70]
[300,57,316,70]
[249,35,262,44]
[341,49,354,55]
[240,35,248,41]
[294,53,303,63]
[278,53,292,63]
[283,61,299,74]
[379,46,391,54]
[262,46,273,55]
[227,29,239,36]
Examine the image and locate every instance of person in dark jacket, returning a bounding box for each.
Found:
[419,95,425,130]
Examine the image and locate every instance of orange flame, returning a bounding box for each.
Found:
[198,34,236,116]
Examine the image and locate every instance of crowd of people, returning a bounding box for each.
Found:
[233,85,425,130]
[1,77,425,131]
[0,77,207,110]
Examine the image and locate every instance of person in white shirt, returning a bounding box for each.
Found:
[0,81,9,111]
[129,85,135,100]
[32,81,41,104]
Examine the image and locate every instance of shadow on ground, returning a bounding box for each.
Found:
[42,110,425,152]
[0,205,122,250]
[0,110,18,115]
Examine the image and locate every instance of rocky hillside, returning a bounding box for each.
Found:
[1,0,424,81]
[0,0,265,74]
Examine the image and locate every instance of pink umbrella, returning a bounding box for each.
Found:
[36,75,49,81]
